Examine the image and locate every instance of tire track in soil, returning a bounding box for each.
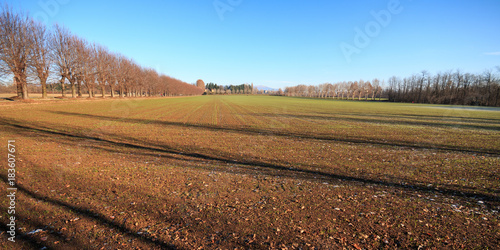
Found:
[178,100,208,125]
[223,99,291,132]
[217,98,247,127]
[233,99,330,138]
[212,97,220,126]
[214,98,251,133]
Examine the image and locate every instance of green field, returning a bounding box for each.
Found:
[1,95,499,249]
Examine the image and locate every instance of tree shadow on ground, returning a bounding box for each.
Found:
[0,211,88,250]
[253,112,500,132]
[0,173,178,249]
[309,110,500,124]
[47,111,500,155]
[1,162,259,249]
[0,221,52,249]
[1,117,498,206]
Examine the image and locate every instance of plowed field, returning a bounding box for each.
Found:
[1,95,499,249]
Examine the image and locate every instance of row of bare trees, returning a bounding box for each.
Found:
[0,5,203,100]
[284,79,383,100]
[284,69,500,107]
[386,70,500,106]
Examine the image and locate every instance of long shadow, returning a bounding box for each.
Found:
[254,112,500,132]
[391,113,500,124]
[304,110,500,125]
[0,97,17,102]
[0,174,177,249]
[0,222,51,249]
[0,211,85,250]
[56,130,499,199]
[48,111,500,155]
[1,117,498,205]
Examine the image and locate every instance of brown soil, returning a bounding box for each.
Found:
[0,96,498,249]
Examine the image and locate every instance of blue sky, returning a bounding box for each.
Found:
[5,0,500,89]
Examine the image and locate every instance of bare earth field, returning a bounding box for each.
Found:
[0,95,499,249]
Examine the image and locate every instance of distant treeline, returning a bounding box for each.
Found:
[205,82,254,94]
[284,69,500,107]
[386,70,500,106]
[284,79,383,100]
[0,5,204,100]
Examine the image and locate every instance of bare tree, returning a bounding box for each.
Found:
[371,79,380,100]
[0,5,33,99]
[29,20,51,99]
[51,24,78,97]
[364,81,372,100]
[116,55,132,97]
[144,68,158,96]
[338,82,346,99]
[80,42,98,98]
[95,44,110,98]
[73,37,90,97]
[129,62,142,97]
[107,53,118,97]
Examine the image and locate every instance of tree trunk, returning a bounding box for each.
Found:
[110,86,115,98]
[14,73,28,100]
[101,85,106,98]
[15,76,22,98]
[495,86,500,107]
[77,79,82,97]
[41,76,48,99]
[21,81,28,100]
[71,81,76,98]
[60,76,66,97]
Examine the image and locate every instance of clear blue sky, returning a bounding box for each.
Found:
[5,0,500,89]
